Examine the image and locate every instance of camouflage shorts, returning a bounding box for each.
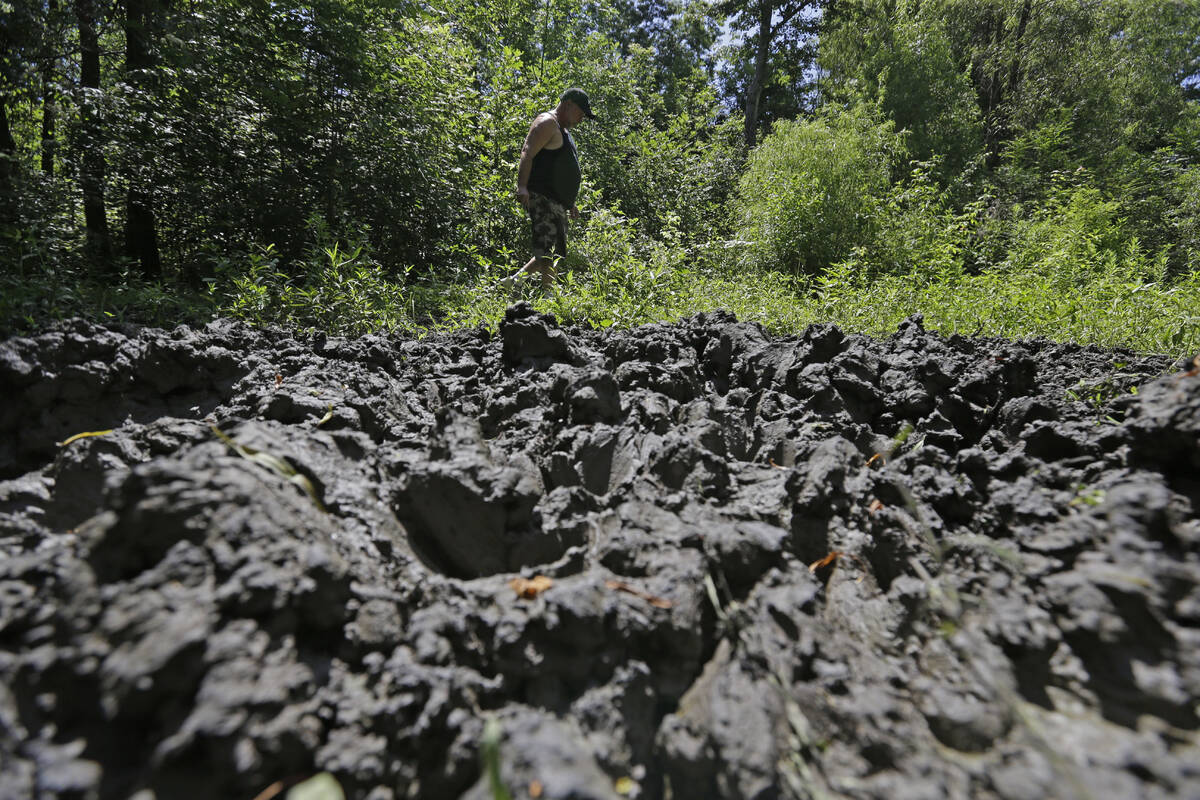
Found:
[527,191,567,259]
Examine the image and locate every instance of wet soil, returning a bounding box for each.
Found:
[1,304,1198,800]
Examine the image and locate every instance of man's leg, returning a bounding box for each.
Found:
[507,193,564,291]
[519,255,555,288]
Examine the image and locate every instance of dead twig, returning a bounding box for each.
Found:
[605,579,672,609]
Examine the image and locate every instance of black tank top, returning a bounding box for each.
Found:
[527,117,580,208]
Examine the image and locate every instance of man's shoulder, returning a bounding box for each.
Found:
[531,111,558,128]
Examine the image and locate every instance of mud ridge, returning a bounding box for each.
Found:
[1,305,1198,800]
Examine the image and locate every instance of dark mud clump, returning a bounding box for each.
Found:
[2,304,1199,800]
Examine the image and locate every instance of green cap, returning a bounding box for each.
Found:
[560,88,596,120]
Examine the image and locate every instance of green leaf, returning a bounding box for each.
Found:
[287,773,345,800]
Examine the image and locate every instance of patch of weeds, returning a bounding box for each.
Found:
[481,717,513,800]
[1064,375,1141,411]
[1069,485,1106,508]
[207,220,413,336]
[437,209,813,334]
[812,246,1200,356]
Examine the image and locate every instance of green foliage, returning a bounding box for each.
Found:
[287,773,345,800]
[819,0,983,177]
[0,184,209,333]
[1169,164,1200,273]
[149,1,485,272]
[732,103,904,276]
[834,162,972,281]
[1002,182,1135,278]
[207,223,411,335]
[812,249,1200,355]
[439,205,812,333]
[554,207,696,327]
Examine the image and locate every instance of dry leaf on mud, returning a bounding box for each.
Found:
[209,423,327,513]
[808,551,842,572]
[605,579,672,609]
[768,458,788,469]
[528,779,544,798]
[57,429,113,446]
[614,776,637,795]
[866,453,883,467]
[275,373,283,387]
[510,575,553,599]
[868,499,884,514]
[316,405,334,426]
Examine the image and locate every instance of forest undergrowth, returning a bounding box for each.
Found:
[5,212,1196,357]
[3,0,1199,357]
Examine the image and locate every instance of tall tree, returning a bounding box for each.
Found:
[719,0,821,147]
[41,0,61,175]
[122,0,162,278]
[75,0,112,267]
[1,0,33,192]
[0,103,15,189]
[818,0,983,179]
[970,0,1032,169]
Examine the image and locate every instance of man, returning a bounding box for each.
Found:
[506,87,595,292]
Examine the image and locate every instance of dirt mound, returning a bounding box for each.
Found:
[2,305,1198,800]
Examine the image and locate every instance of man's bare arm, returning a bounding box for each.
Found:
[515,114,559,205]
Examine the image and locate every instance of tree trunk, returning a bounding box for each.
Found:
[981,8,1005,169]
[123,0,162,279]
[41,83,57,175]
[75,0,112,267]
[1007,0,1032,108]
[979,0,1031,170]
[1,101,16,195]
[42,0,59,175]
[744,0,772,148]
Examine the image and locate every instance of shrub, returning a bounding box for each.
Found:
[1169,165,1200,273]
[833,162,972,282]
[732,103,905,277]
[1001,179,1167,286]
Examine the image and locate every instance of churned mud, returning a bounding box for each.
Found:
[1,304,1198,800]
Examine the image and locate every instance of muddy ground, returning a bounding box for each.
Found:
[1,304,1198,800]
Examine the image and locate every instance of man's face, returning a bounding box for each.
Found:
[562,101,586,127]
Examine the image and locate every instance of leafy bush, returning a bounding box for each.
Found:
[1001,179,1167,286]
[732,103,905,277]
[833,163,973,282]
[1169,165,1200,273]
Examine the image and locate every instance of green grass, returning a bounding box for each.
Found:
[0,266,213,335]
[811,261,1200,354]
[432,255,1200,357]
[5,232,1198,359]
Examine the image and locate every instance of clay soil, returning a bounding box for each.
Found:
[2,304,1198,800]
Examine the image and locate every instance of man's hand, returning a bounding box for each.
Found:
[569,205,580,220]
[516,186,530,207]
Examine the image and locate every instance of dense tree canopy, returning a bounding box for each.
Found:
[1,0,1198,345]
